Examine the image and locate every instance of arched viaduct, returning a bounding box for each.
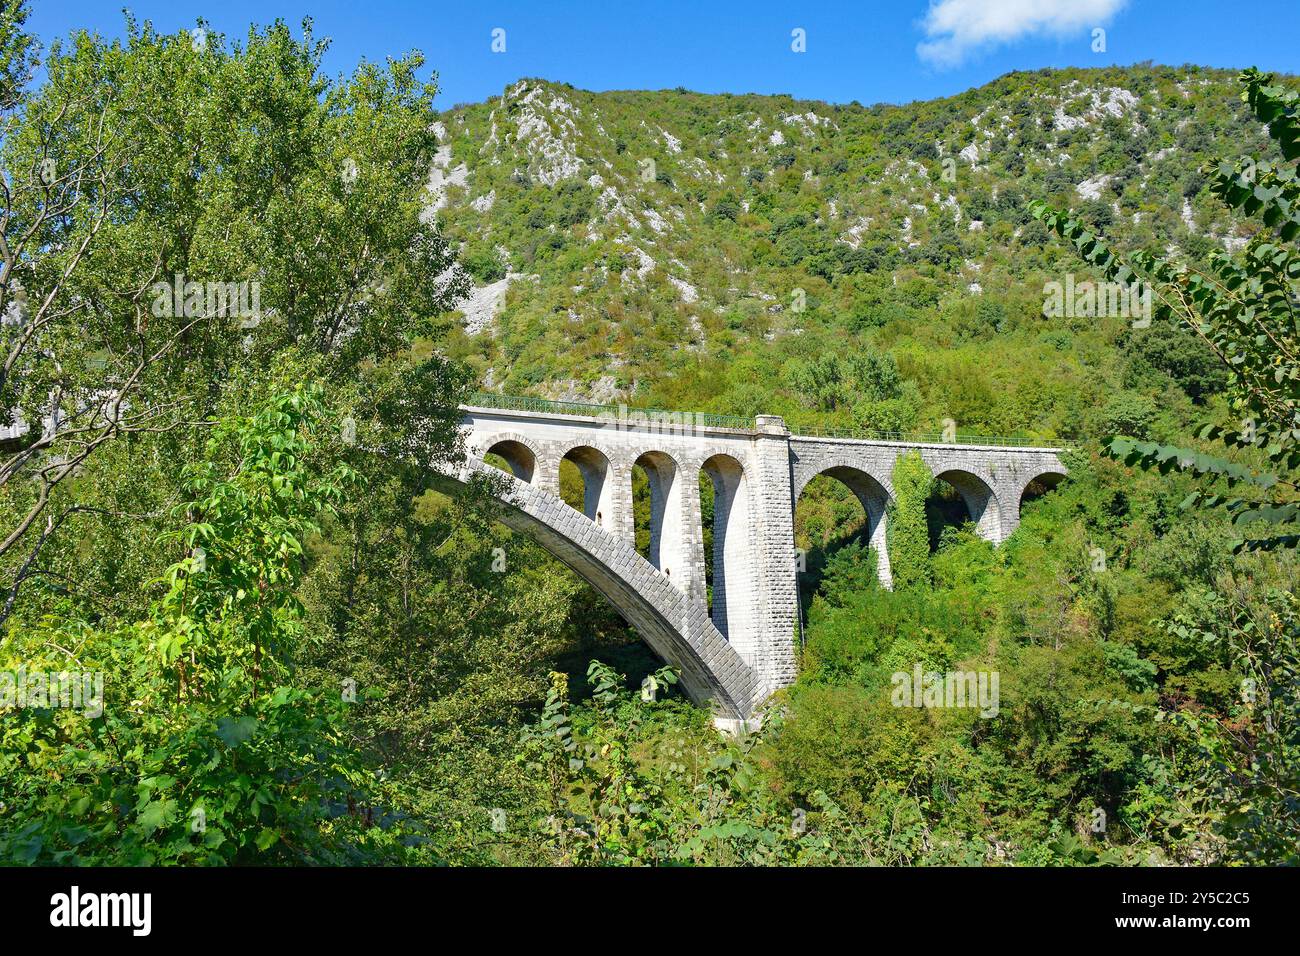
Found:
[443,397,1067,727]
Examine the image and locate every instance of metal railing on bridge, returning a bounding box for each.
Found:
[464,391,1060,448]
[465,391,754,430]
[785,421,1056,448]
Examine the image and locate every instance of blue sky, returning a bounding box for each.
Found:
[28,1,1300,108]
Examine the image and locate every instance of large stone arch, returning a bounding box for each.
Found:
[794,460,894,589]
[433,458,761,720]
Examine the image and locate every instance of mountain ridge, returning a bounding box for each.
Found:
[427,63,1272,441]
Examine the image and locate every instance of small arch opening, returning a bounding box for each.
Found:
[483,439,536,484]
[928,469,999,547]
[559,445,614,529]
[1020,471,1067,511]
[559,458,584,509]
[632,451,683,581]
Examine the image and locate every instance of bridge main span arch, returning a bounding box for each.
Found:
[432,458,761,720]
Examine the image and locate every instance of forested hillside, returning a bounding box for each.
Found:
[433,64,1257,438]
[1,4,1296,867]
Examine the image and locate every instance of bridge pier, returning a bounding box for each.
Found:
[608,461,636,546]
[751,415,799,695]
[988,476,1024,543]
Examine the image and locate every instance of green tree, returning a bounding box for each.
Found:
[887,451,933,589]
[1160,578,1300,864]
[0,0,36,111]
[1032,68,1300,863]
[1031,68,1300,554]
[0,381,382,864]
[0,17,467,620]
[785,350,902,414]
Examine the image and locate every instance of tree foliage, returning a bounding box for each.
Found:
[887,450,933,589]
[2,13,1296,867]
[1,381,382,864]
[1032,68,1300,553]
[0,16,466,616]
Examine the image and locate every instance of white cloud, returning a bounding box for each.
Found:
[917,0,1128,68]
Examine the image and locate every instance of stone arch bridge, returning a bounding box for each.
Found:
[443,396,1066,728]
